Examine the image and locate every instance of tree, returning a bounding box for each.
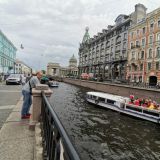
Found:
[41,70,46,74]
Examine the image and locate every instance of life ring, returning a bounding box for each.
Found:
[95,99,99,105]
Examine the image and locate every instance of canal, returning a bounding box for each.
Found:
[50,82,160,160]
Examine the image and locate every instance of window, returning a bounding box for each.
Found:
[141,51,144,59]
[124,33,127,40]
[116,36,121,44]
[148,63,152,70]
[142,39,145,46]
[150,23,154,32]
[158,20,160,28]
[157,33,160,41]
[131,32,134,38]
[106,41,110,47]
[111,39,114,45]
[136,41,140,47]
[123,42,126,49]
[135,66,137,71]
[116,45,120,52]
[156,47,160,58]
[138,52,140,59]
[156,62,159,70]
[140,64,143,71]
[149,36,153,44]
[142,27,145,34]
[131,42,134,49]
[111,47,113,52]
[131,51,135,59]
[148,49,152,58]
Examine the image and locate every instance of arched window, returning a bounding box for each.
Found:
[141,51,144,59]
[157,47,160,58]
[116,36,121,44]
[148,49,152,58]
[106,41,110,47]
[157,33,160,41]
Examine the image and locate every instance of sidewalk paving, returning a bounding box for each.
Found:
[0,98,35,160]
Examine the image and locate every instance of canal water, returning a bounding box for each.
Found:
[50,82,160,160]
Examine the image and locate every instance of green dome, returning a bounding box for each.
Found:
[69,54,77,63]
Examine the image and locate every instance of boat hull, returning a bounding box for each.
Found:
[86,93,160,124]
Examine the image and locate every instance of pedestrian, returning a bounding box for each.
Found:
[21,71,43,119]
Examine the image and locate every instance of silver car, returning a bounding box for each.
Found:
[6,74,22,85]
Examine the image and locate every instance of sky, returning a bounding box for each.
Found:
[0,0,159,70]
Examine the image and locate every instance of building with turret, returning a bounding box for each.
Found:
[79,16,131,81]
[78,3,160,84]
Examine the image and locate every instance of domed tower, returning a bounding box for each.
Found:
[69,54,77,68]
[82,26,90,44]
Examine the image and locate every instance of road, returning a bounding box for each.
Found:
[0,84,22,129]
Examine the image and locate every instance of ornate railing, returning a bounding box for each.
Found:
[41,92,80,160]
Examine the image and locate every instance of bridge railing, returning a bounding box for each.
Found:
[41,91,80,160]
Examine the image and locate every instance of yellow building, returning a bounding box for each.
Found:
[15,59,32,75]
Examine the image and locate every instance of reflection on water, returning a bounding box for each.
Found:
[50,83,160,160]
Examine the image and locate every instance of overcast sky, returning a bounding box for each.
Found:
[0,0,159,70]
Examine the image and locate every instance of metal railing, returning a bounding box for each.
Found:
[41,92,80,160]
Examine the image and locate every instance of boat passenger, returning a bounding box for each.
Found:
[129,95,134,104]
[148,103,155,110]
[157,104,160,110]
[134,99,140,106]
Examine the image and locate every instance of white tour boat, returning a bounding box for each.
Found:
[86,92,160,124]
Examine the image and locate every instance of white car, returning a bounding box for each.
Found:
[6,74,23,85]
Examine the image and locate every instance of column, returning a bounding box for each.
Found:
[29,84,53,130]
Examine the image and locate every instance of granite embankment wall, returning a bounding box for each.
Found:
[63,78,160,103]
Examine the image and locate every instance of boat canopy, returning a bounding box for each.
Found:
[87,92,129,103]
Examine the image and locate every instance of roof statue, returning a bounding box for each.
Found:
[82,26,90,43]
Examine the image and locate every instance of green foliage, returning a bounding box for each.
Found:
[41,70,46,74]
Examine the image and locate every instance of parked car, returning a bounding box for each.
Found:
[6,74,23,85]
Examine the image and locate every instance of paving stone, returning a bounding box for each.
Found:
[0,136,34,160]
[0,121,34,141]
[0,97,35,160]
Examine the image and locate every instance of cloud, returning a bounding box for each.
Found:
[0,0,158,70]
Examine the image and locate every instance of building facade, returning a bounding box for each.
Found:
[0,30,17,74]
[78,3,160,84]
[79,16,134,81]
[15,59,32,75]
[47,55,78,77]
[127,5,160,85]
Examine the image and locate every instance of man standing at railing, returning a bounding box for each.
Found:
[21,71,43,119]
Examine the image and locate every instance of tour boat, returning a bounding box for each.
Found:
[86,92,160,124]
[49,81,59,87]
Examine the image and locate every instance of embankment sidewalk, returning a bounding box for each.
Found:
[0,98,34,160]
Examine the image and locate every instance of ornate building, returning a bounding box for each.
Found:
[127,5,160,85]
[78,3,159,83]
[47,55,78,77]
[78,14,135,81]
